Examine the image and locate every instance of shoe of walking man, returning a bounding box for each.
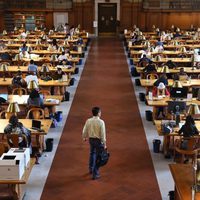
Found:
[82,106,106,180]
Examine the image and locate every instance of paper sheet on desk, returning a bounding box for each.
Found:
[45,99,59,104]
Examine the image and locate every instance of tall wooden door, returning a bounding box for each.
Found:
[98,3,117,35]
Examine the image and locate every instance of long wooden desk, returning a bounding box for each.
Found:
[0,119,52,136]
[136,67,200,75]
[0,78,70,87]
[146,97,200,119]
[140,79,200,88]
[131,50,193,58]
[0,65,75,74]
[169,164,200,200]
[134,57,192,64]
[154,120,200,155]
[6,95,62,106]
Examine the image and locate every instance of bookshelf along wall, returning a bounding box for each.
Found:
[4,12,45,31]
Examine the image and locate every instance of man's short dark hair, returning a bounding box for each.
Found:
[92,107,100,116]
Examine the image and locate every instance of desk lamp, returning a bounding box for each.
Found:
[0,63,8,81]
[187,104,200,119]
[172,80,183,88]
[161,65,170,73]
[41,64,50,80]
[51,54,58,67]
[6,102,20,119]
[27,80,39,90]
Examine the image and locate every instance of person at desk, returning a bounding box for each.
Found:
[178,68,188,81]
[28,60,38,74]
[165,60,177,69]
[27,89,44,108]
[52,39,58,50]
[154,41,164,53]
[12,70,27,87]
[20,43,28,52]
[178,115,199,150]
[143,60,157,73]
[153,82,170,118]
[154,73,168,87]
[138,54,151,67]
[25,71,39,85]
[0,52,12,61]
[4,114,31,149]
[53,68,66,95]
[19,49,29,59]
[58,52,68,64]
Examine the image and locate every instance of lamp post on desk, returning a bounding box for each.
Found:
[0,63,9,81]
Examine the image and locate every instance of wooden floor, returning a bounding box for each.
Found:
[40,38,161,200]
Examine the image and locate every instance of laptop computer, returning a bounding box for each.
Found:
[0,94,8,103]
[31,120,42,131]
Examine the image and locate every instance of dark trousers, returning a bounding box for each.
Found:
[89,138,102,177]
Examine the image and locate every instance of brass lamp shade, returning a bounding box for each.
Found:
[51,54,58,61]
[0,64,8,72]
[172,80,183,88]
[15,54,21,61]
[41,65,50,73]
[7,102,20,113]
[58,46,64,52]
[188,104,200,115]
[161,65,170,73]
[27,80,38,90]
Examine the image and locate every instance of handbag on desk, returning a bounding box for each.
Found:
[96,148,110,167]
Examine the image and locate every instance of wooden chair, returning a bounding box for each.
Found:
[39,89,51,96]
[26,107,45,119]
[174,137,200,164]
[0,111,14,119]
[0,62,10,67]
[138,60,149,68]
[6,133,28,148]
[146,73,158,80]
[0,142,5,156]
[12,87,27,95]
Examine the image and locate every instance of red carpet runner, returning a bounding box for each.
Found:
[41,38,161,200]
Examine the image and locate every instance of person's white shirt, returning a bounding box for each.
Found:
[21,32,27,39]
[25,74,39,85]
[58,54,67,61]
[19,51,29,59]
[154,45,164,53]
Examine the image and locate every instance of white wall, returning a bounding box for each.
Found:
[53,12,68,28]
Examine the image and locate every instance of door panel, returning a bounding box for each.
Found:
[98,3,117,34]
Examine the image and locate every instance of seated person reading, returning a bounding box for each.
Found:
[154,73,168,87]
[152,82,170,118]
[143,60,157,73]
[178,68,188,81]
[4,115,31,149]
[28,60,38,74]
[178,115,199,149]
[27,89,44,108]
[165,60,177,69]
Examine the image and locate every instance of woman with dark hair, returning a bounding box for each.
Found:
[178,115,199,138]
[52,38,58,50]
[27,89,44,108]
[4,114,31,148]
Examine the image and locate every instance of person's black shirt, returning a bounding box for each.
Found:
[178,124,199,138]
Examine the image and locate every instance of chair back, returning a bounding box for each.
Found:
[147,73,158,80]
[26,107,45,119]
[39,89,51,96]
[7,133,28,148]
[12,88,27,95]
